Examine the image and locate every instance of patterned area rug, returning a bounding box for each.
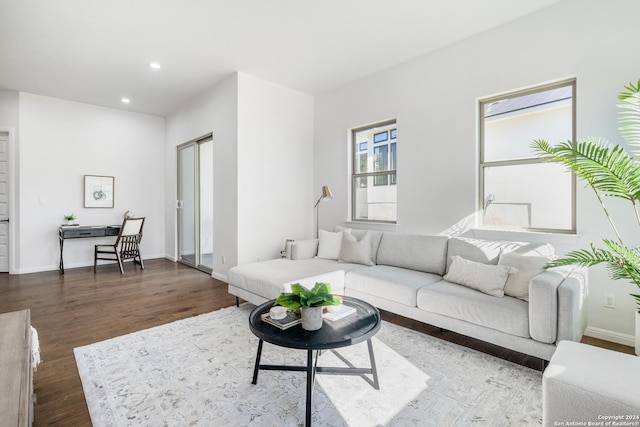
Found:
[74,304,542,426]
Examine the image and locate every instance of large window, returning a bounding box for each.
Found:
[352,120,397,222]
[479,80,575,232]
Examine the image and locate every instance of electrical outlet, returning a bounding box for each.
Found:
[604,293,616,308]
[221,255,226,264]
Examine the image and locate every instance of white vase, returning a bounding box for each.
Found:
[301,306,323,331]
[636,311,640,356]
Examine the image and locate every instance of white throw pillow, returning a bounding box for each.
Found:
[338,231,374,266]
[316,230,344,260]
[499,252,553,302]
[443,255,515,297]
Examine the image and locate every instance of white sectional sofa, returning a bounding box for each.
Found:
[228,229,588,361]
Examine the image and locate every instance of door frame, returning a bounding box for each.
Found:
[0,127,16,274]
[176,133,213,274]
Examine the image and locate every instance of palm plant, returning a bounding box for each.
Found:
[532,79,640,312]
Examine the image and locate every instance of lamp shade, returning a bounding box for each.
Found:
[314,185,333,208]
[321,185,333,201]
[314,185,334,237]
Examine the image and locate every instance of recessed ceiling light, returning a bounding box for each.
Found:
[149,62,161,70]
[121,97,130,104]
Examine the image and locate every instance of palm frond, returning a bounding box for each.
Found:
[546,241,640,289]
[600,240,640,286]
[531,138,640,202]
[544,242,615,269]
[618,78,640,154]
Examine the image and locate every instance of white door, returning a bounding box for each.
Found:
[0,131,8,272]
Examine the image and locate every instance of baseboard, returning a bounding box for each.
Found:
[211,271,228,283]
[584,326,635,347]
[14,254,170,275]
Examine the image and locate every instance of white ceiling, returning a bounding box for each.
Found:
[0,0,564,117]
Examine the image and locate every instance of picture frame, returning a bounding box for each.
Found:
[84,175,114,208]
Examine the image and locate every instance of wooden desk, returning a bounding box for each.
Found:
[0,309,34,426]
[58,225,120,274]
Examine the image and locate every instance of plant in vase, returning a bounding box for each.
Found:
[63,214,76,225]
[275,282,341,331]
[532,78,640,355]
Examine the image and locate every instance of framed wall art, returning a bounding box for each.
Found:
[84,175,114,208]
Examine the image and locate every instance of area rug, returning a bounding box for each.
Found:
[74,304,542,426]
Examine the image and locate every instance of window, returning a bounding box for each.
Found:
[352,120,397,222]
[479,80,575,232]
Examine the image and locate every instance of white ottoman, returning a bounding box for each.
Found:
[543,340,640,426]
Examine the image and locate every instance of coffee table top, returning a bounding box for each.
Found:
[248,296,381,350]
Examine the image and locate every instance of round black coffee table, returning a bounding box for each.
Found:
[248,296,381,426]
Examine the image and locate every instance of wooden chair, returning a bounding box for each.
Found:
[94,217,145,274]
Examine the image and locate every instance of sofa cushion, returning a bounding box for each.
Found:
[446,237,516,268]
[443,255,514,297]
[498,251,553,301]
[338,231,374,266]
[317,230,343,260]
[417,281,530,338]
[376,233,448,275]
[446,238,555,271]
[336,227,384,264]
[228,258,365,300]
[511,242,555,257]
[290,239,319,260]
[346,265,442,307]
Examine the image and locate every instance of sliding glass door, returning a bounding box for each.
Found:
[177,134,213,273]
[198,139,213,269]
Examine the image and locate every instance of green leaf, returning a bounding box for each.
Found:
[618,79,640,154]
[275,292,302,310]
[531,138,640,203]
[311,282,332,297]
[278,282,340,307]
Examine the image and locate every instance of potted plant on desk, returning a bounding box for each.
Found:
[275,283,341,331]
[63,214,77,226]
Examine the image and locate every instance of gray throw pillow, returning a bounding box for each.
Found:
[338,231,374,266]
[499,251,553,301]
[443,255,515,297]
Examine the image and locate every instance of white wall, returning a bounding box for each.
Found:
[237,73,314,265]
[0,91,19,128]
[314,0,640,344]
[164,74,239,279]
[165,72,314,278]
[18,93,165,273]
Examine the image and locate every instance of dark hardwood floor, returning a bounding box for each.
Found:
[0,258,634,426]
[0,259,237,426]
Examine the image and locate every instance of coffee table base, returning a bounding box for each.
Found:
[251,338,380,427]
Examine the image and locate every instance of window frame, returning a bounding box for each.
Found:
[351,119,397,224]
[478,79,577,233]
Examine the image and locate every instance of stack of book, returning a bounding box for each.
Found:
[261,304,357,329]
[260,310,301,330]
[322,304,356,321]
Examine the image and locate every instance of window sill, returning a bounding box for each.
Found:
[468,228,582,246]
[344,221,397,233]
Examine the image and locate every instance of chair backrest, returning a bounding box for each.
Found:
[120,217,145,236]
[116,217,145,249]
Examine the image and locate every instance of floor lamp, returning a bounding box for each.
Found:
[314,185,333,238]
